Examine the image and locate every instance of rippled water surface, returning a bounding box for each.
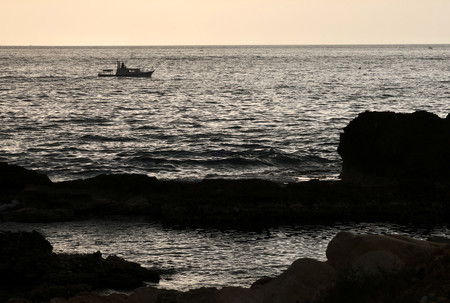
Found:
[1,45,449,181]
[1,220,449,290]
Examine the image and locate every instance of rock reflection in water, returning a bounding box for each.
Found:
[0,220,448,291]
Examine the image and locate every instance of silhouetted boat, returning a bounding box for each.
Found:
[98,61,154,78]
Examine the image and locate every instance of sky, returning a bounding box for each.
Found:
[1,0,449,46]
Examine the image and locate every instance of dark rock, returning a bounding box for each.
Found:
[250,276,273,289]
[253,258,336,303]
[6,299,30,303]
[101,254,160,289]
[0,162,51,192]
[49,292,129,303]
[323,232,450,303]
[44,252,160,291]
[0,231,161,302]
[0,199,21,215]
[62,173,159,195]
[128,286,179,303]
[30,283,91,303]
[2,169,450,225]
[427,236,450,244]
[338,111,450,183]
[0,230,53,285]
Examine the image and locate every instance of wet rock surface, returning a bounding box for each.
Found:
[0,231,161,303]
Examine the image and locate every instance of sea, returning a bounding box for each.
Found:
[1,45,450,291]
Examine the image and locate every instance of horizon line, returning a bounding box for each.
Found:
[1,43,449,48]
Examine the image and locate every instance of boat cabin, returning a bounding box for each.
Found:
[116,61,143,75]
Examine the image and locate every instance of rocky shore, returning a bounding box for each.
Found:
[3,231,449,303]
[1,110,450,302]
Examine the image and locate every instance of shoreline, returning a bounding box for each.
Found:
[3,230,449,303]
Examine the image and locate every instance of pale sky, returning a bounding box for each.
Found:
[1,0,449,46]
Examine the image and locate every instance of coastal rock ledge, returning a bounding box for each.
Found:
[8,232,449,303]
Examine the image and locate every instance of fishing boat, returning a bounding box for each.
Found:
[98,61,154,78]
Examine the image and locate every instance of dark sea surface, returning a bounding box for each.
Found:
[1,45,450,291]
[1,45,449,182]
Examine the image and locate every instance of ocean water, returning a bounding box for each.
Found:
[1,45,449,182]
[1,45,450,292]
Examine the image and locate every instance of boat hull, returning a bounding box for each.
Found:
[98,71,154,78]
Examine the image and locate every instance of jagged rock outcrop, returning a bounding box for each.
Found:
[338,111,450,183]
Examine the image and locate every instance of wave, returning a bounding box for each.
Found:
[80,134,137,142]
[65,117,111,124]
[118,149,332,169]
[132,156,265,167]
[418,57,446,61]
